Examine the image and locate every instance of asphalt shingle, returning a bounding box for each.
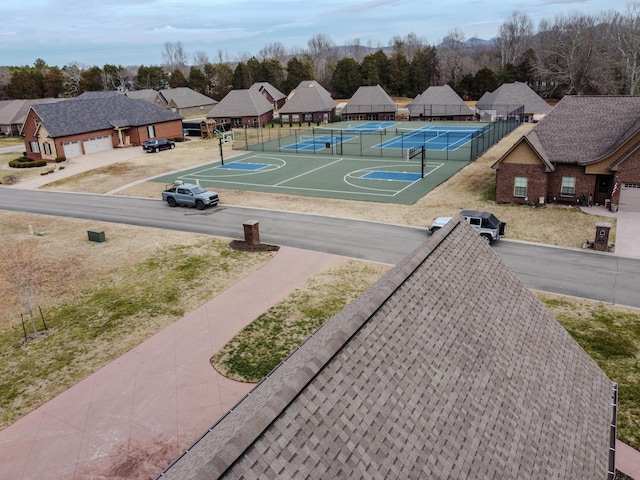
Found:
[159,216,614,480]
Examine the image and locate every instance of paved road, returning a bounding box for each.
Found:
[1,188,639,308]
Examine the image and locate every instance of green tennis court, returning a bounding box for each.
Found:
[152,150,469,205]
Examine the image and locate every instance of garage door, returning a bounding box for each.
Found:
[61,140,82,158]
[82,135,113,155]
[620,183,640,213]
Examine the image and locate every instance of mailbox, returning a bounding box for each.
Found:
[594,222,611,252]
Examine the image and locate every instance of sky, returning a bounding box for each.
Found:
[1,0,632,68]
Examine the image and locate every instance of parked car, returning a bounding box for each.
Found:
[161,182,219,210]
[428,210,506,244]
[142,138,175,153]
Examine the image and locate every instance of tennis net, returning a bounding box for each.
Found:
[395,127,486,138]
[313,127,387,135]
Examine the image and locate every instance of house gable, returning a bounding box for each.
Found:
[158,216,614,480]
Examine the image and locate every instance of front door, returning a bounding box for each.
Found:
[594,175,612,205]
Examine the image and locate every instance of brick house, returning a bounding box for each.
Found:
[21,95,183,161]
[492,95,640,212]
[158,217,615,480]
[408,84,475,121]
[206,88,274,128]
[341,84,397,121]
[250,82,286,110]
[279,80,336,125]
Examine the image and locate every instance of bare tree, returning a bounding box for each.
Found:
[7,242,42,335]
[193,51,210,70]
[390,32,426,62]
[259,41,287,63]
[62,62,85,96]
[162,41,189,75]
[307,33,336,83]
[496,11,534,69]
[536,12,600,95]
[438,28,468,87]
[344,38,365,62]
[606,3,640,94]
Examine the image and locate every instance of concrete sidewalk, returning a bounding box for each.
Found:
[0,247,341,480]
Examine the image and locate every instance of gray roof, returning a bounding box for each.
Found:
[342,85,397,114]
[0,98,66,126]
[30,95,182,137]
[159,87,217,108]
[408,85,474,116]
[76,91,122,99]
[476,82,551,114]
[159,216,614,480]
[207,89,274,118]
[250,82,286,102]
[124,89,164,104]
[279,80,335,114]
[522,95,640,166]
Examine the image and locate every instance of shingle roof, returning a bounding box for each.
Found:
[408,85,474,116]
[476,82,551,115]
[124,89,163,104]
[250,82,286,102]
[30,95,182,137]
[206,89,274,118]
[159,216,614,480]
[0,98,66,126]
[524,95,640,165]
[342,85,397,114]
[159,87,217,108]
[279,80,335,114]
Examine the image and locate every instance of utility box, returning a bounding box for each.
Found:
[243,220,260,246]
[87,229,105,243]
[594,222,611,252]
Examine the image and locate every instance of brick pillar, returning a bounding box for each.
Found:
[243,220,260,246]
[594,222,612,252]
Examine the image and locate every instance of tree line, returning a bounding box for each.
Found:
[1,4,639,103]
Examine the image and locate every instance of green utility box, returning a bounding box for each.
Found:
[87,229,105,243]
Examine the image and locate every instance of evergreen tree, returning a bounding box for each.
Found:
[232,62,251,89]
[331,57,362,98]
[169,68,188,88]
[188,67,208,95]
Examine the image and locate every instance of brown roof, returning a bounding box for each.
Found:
[408,85,474,116]
[476,82,551,115]
[159,216,614,480]
[279,80,335,114]
[524,95,640,165]
[206,89,273,118]
[342,85,397,114]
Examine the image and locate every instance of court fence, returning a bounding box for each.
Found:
[234,114,523,163]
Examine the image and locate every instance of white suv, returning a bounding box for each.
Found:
[429,210,506,244]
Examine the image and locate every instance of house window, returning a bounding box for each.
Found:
[30,141,40,153]
[147,125,155,138]
[292,114,300,123]
[304,113,312,122]
[561,177,576,196]
[514,177,527,197]
[43,143,52,155]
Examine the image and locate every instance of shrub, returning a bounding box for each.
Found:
[55,156,66,163]
[173,137,185,142]
[9,158,47,168]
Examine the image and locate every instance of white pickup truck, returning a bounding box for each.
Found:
[161,182,219,210]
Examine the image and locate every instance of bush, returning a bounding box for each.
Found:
[55,156,66,163]
[9,158,47,168]
[173,137,185,142]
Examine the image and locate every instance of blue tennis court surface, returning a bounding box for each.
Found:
[344,121,397,133]
[378,126,488,151]
[282,134,356,152]
[217,162,269,171]
[362,171,422,182]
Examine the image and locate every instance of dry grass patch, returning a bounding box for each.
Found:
[0,211,275,428]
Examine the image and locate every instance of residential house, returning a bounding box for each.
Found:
[476,81,551,123]
[159,87,218,117]
[408,84,475,121]
[0,98,66,136]
[341,85,397,122]
[492,95,640,212]
[279,80,336,125]
[250,82,286,110]
[21,95,183,161]
[158,216,616,480]
[206,88,274,128]
[124,88,166,107]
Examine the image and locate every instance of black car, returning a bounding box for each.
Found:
[142,138,175,153]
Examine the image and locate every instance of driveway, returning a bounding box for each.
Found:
[615,211,640,258]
